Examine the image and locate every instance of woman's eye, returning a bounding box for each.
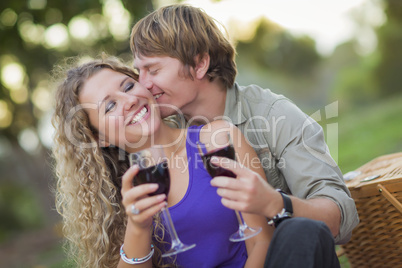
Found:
[124,82,135,92]
[105,101,116,113]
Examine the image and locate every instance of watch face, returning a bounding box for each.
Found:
[283,212,293,218]
[269,190,293,227]
[275,215,292,227]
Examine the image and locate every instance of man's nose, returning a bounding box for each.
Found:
[139,74,152,90]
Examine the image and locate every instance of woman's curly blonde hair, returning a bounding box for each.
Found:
[51,56,174,267]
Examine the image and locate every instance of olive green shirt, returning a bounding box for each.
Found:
[223,83,359,244]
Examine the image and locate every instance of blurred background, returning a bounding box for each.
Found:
[0,0,401,267]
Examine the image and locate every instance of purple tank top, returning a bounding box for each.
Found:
[164,125,247,267]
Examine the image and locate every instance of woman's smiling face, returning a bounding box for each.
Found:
[79,68,162,151]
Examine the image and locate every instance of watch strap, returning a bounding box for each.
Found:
[279,190,293,214]
[268,189,293,227]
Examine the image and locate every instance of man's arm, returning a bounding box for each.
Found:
[267,99,359,243]
[210,161,342,236]
[221,89,358,243]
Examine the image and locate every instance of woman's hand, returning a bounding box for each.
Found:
[121,165,167,230]
[210,156,282,218]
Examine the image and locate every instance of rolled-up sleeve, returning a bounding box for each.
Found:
[268,99,359,244]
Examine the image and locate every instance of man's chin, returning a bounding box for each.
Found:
[159,108,178,119]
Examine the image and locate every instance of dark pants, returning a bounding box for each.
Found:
[264,218,340,268]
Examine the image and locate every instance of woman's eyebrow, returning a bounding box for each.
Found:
[100,95,110,108]
[120,77,129,87]
[98,76,130,108]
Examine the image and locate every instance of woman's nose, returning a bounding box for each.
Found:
[123,94,138,111]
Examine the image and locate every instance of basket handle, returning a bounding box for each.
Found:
[377,184,402,215]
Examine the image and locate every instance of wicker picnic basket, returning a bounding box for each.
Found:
[341,152,402,268]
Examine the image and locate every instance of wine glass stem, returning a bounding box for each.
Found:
[235,210,248,232]
[161,207,182,247]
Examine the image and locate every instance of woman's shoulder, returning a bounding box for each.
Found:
[207,119,232,129]
[198,120,237,143]
[200,120,234,133]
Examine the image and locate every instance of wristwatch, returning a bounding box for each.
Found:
[268,189,293,228]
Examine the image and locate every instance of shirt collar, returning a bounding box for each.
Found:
[223,83,247,125]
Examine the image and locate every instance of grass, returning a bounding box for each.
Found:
[336,95,402,172]
[325,94,402,266]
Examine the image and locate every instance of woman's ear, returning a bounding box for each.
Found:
[98,139,110,148]
[194,53,210,80]
[96,132,110,148]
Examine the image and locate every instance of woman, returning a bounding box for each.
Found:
[52,56,272,268]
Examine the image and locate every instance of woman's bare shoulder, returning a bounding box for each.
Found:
[198,120,236,143]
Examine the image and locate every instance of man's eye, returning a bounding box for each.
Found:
[124,82,135,92]
[149,69,159,75]
[105,101,116,113]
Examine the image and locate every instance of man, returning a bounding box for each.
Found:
[130,4,358,267]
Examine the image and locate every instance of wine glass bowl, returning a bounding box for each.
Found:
[130,156,170,196]
[199,143,237,178]
[197,132,262,242]
[129,146,196,257]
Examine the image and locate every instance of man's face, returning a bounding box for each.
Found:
[133,55,199,118]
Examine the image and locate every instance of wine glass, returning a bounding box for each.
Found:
[129,146,196,257]
[197,132,262,242]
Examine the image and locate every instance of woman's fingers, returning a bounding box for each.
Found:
[122,183,159,206]
[127,193,166,215]
[128,201,167,229]
[121,165,161,204]
[134,202,167,223]
[127,195,167,223]
[121,165,139,193]
[120,165,166,226]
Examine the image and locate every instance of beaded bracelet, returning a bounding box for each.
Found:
[120,244,154,265]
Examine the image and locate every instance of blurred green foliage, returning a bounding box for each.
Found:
[0,181,43,242]
[237,17,321,77]
[330,42,380,107]
[331,0,402,104]
[0,0,152,141]
[374,0,402,96]
[235,18,324,110]
[0,0,153,252]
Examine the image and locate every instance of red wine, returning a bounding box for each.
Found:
[201,145,236,178]
[134,161,170,196]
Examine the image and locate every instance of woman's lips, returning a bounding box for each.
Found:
[129,106,148,125]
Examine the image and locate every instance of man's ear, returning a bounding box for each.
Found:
[194,53,210,80]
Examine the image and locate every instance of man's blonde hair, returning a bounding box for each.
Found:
[130,4,237,88]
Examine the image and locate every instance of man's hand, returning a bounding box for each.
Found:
[209,156,283,218]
